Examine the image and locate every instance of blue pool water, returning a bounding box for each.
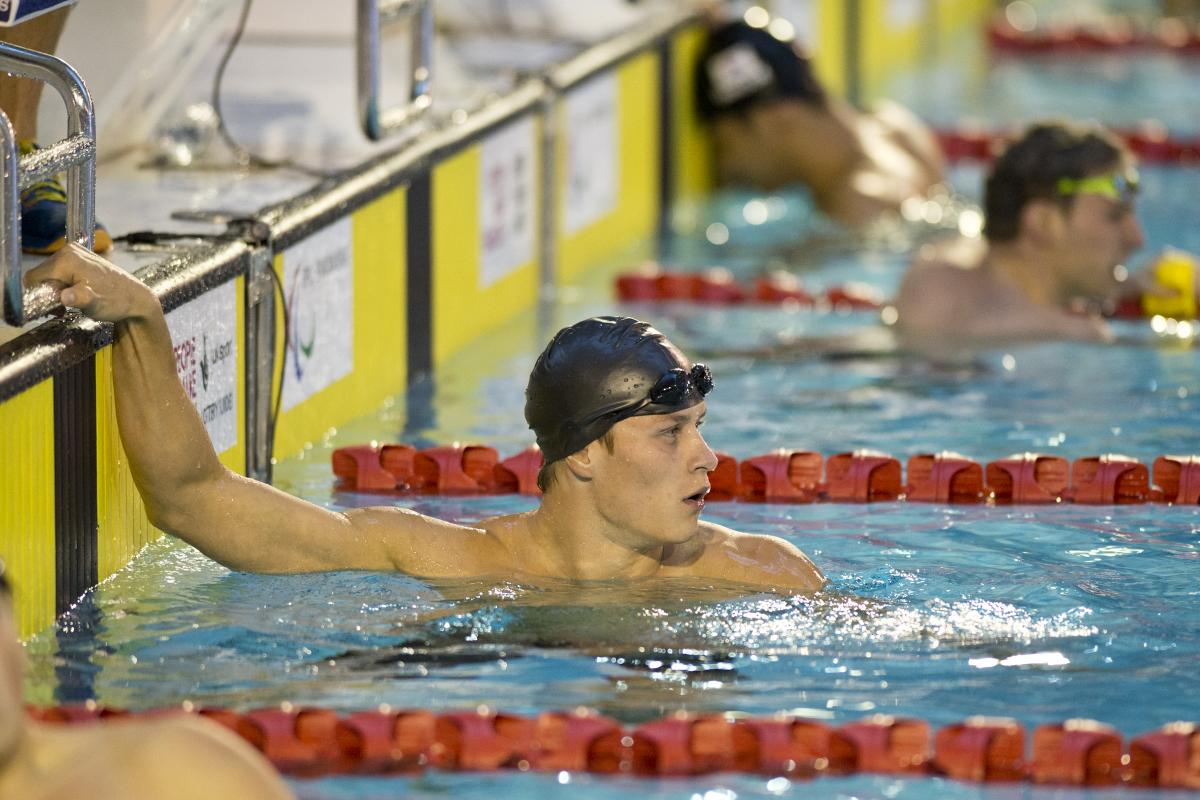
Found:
[24,38,1200,800]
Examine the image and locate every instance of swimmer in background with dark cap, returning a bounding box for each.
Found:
[23,247,826,593]
[696,14,945,227]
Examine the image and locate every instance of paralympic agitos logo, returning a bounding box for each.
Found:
[286,263,318,381]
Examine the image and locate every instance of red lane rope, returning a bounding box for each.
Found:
[331,444,1200,506]
[27,704,1200,788]
[988,17,1200,56]
[615,268,886,310]
[936,126,1200,165]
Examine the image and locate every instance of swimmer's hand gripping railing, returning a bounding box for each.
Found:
[0,41,95,326]
[357,0,433,141]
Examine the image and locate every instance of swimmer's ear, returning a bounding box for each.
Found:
[1021,199,1065,244]
[563,446,595,481]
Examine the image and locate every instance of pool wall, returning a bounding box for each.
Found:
[0,2,992,637]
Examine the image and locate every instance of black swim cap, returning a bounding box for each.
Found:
[525,317,713,465]
[696,20,827,119]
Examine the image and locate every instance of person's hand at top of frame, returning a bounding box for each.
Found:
[24,242,160,323]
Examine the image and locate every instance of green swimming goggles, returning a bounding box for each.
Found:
[1056,168,1139,206]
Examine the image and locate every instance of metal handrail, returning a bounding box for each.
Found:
[357,0,434,141]
[0,41,96,327]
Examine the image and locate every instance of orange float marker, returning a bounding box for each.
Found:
[1128,722,1200,788]
[379,444,417,487]
[433,709,536,771]
[739,450,822,502]
[694,269,746,304]
[1153,455,1200,505]
[753,272,814,305]
[708,452,740,501]
[530,710,626,773]
[1031,719,1123,785]
[413,445,499,494]
[825,450,902,502]
[655,272,697,301]
[1070,455,1150,504]
[933,717,1026,782]
[615,272,660,301]
[906,452,985,503]
[237,708,338,776]
[494,446,543,496]
[334,710,424,774]
[986,453,1069,504]
[736,716,832,776]
[632,713,756,775]
[830,716,930,774]
[824,283,884,311]
[332,445,400,492]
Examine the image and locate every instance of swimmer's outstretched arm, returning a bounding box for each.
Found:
[25,246,504,575]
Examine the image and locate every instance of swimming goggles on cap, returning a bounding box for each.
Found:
[646,363,714,408]
[1056,168,1139,206]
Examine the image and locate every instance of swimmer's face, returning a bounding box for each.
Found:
[1057,171,1145,301]
[0,593,25,768]
[587,402,718,546]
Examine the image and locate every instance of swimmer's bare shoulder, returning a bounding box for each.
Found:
[32,714,293,800]
[120,715,295,800]
[348,506,517,578]
[662,521,827,594]
[894,237,990,334]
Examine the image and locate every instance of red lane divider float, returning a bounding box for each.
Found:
[331,444,1200,506]
[988,17,1200,56]
[27,705,1200,788]
[936,123,1200,164]
[615,267,885,311]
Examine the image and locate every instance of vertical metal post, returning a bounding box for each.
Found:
[0,41,96,326]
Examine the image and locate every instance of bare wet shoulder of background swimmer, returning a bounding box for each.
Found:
[695,14,945,227]
[0,563,294,800]
[25,249,825,594]
[893,120,1169,352]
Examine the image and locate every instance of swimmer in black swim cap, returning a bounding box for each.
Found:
[43,242,824,591]
[695,14,945,227]
[525,316,713,490]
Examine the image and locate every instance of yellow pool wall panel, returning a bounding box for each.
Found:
[813,0,848,97]
[556,53,660,283]
[273,188,408,459]
[858,0,926,104]
[432,117,541,367]
[0,380,56,638]
[671,23,714,205]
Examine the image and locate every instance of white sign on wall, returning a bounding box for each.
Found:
[562,74,618,236]
[165,280,238,454]
[281,217,354,411]
[479,116,536,289]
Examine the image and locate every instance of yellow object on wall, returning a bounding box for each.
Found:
[671,22,715,206]
[432,117,542,367]
[813,0,848,97]
[556,52,660,283]
[0,380,56,638]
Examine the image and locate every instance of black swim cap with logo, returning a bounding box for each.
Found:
[696,19,827,119]
[525,317,713,465]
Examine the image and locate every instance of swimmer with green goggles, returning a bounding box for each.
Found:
[1057,168,1139,207]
